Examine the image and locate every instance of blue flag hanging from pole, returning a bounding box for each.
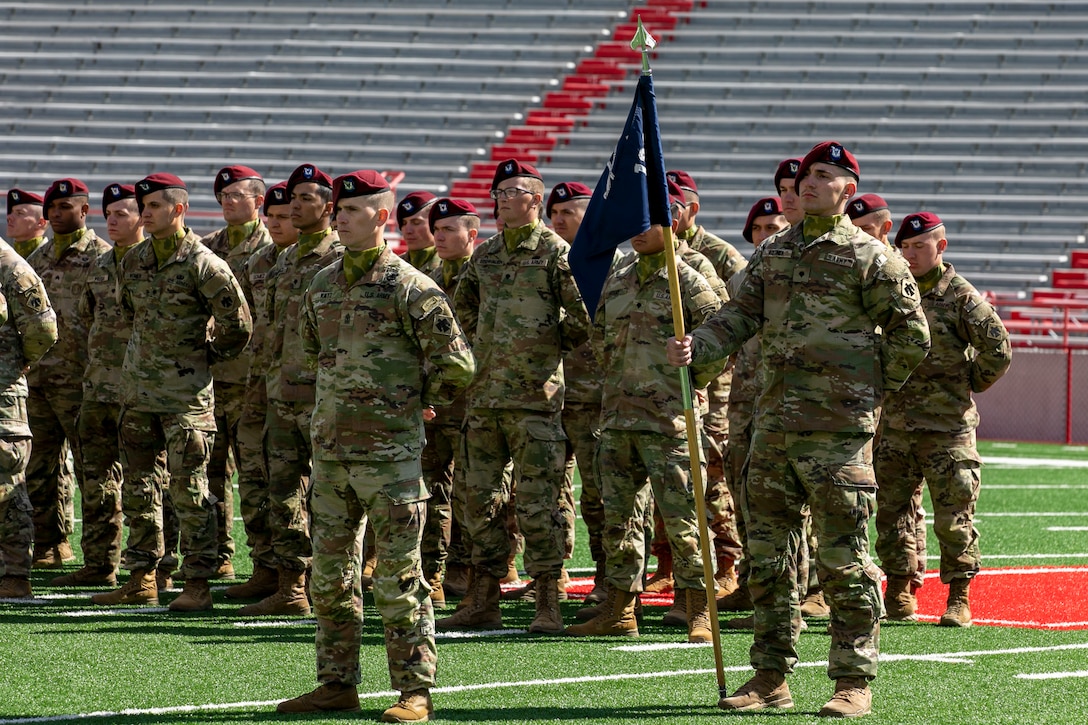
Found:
[569,72,671,316]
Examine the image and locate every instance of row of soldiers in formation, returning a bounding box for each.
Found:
[0,139,1011,722]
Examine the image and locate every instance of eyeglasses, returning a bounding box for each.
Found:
[669,202,689,216]
[489,187,533,200]
[218,192,258,204]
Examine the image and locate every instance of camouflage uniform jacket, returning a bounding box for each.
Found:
[453,222,591,413]
[402,246,442,277]
[428,257,472,423]
[25,228,110,388]
[201,223,273,386]
[79,243,145,404]
[690,217,931,435]
[687,226,747,284]
[240,242,284,383]
[882,263,1011,434]
[264,230,343,404]
[0,239,58,436]
[724,266,763,433]
[118,228,252,415]
[301,246,476,463]
[594,258,722,437]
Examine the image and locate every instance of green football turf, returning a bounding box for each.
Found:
[1,440,1086,724]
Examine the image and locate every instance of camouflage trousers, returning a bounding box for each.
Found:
[210,381,245,565]
[235,381,274,570]
[0,437,33,578]
[460,408,567,579]
[262,398,314,570]
[74,400,124,570]
[118,408,220,579]
[564,402,602,563]
[310,457,436,693]
[597,428,706,593]
[875,428,979,584]
[745,429,882,680]
[724,414,751,588]
[25,384,80,549]
[420,421,457,579]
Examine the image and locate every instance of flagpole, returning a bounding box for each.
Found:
[631,20,728,699]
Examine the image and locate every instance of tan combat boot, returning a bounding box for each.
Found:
[453,568,477,611]
[939,578,972,628]
[500,552,520,585]
[238,568,310,616]
[801,588,831,618]
[427,571,446,609]
[169,578,212,612]
[883,574,918,621]
[817,676,872,718]
[528,572,564,634]
[717,581,752,611]
[211,559,236,580]
[32,541,76,569]
[443,563,470,598]
[644,550,674,594]
[715,562,739,599]
[224,565,278,599]
[277,682,360,713]
[686,588,713,644]
[0,576,32,599]
[584,561,608,604]
[662,590,687,627]
[381,688,434,723]
[564,585,638,637]
[719,669,794,711]
[436,571,502,630]
[51,565,117,587]
[157,568,174,591]
[360,548,378,592]
[91,569,158,606]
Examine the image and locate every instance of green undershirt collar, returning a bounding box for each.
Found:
[802,214,846,244]
[503,221,538,253]
[226,219,260,249]
[297,227,333,260]
[916,262,945,295]
[151,228,187,267]
[343,243,385,286]
[52,227,87,260]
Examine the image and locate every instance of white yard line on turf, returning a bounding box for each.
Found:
[1017,670,1088,680]
[984,456,1088,468]
[1048,526,1088,531]
[4,643,1088,724]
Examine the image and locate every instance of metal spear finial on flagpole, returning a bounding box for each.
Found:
[629,20,730,701]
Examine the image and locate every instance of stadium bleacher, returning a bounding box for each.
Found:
[1,0,1086,297]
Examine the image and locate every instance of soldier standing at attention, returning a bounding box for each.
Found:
[92,173,251,612]
[277,170,474,723]
[226,181,301,605]
[418,197,480,609]
[668,141,931,718]
[397,191,441,276]
[6,190,49,259]
[26,178,112,568]
[876,212,1011,626]
[52,184,144,587]
[0,236,58,598]
[201,165,273,580]
[238,164,342,614]
[438,159,591,634]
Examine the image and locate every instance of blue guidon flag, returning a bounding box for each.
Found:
[569,73,671,316]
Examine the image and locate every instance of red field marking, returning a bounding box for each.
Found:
[558,567,1088,628]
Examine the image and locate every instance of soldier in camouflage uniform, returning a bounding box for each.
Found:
[438,159,591,635]
[277,171,475,723]
[237,164,342,615]
[0,236,58,598]
[200,165,274,579]
[398,190,441,276]
[226,181,299,603]
[876,212,1011,627]
[417,197,480,609]
[566,215,723,642]
[6,190,49,260]
[92,173,251,612]
[53,184,145,587]
[26,178,112,568]
[669,142,931,718]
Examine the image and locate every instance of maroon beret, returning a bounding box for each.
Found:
[135,173,187,210]
[666,169,698,194]
[396,191,438,227]
[491,158,542,189]
[847,193,889,220]
[773,158,801,191]
[546,181,592,217]
[7,188,43,216]
[795,141,860,187]
[286,163,333,195]
[43,178,90,210]
[101,183,136,216]
[331,170,391,209]
[428,197,479,232]
[895,211,945,246]
[743,196,785,243]
[214,165,263,195]
[667,178,686,207]
[262,181,289,214]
